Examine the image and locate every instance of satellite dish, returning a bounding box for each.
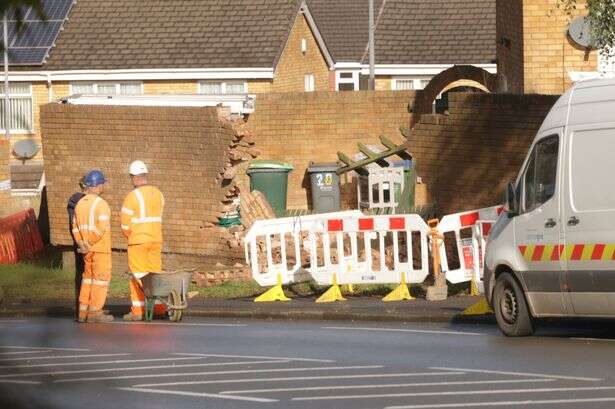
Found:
[13,139,39,160]
[568,16,594,49]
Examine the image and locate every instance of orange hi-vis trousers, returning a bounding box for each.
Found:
[128,242,166,317]
[78,252,111,320]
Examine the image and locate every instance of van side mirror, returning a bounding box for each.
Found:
[506,182,519,217]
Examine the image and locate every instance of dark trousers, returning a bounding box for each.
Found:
[73,246,85,320]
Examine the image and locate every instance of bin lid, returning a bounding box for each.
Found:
[307,162,340,173]
[248,160,294,171]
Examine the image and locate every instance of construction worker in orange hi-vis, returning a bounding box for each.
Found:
[121,160,166,321]
[72,170,114,323]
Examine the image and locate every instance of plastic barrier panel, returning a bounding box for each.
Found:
[307,214,430,285]
[437,205,503,284]
[244,211,362,286]
[0,208,44,265]
[471,220,496,293]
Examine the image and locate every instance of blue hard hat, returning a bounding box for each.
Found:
[84,170,106,187]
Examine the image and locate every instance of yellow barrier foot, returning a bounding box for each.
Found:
[254,274,290,302]
[461,297,493,315]
[344,284,355,295]
[382,272,415,302]
[316,273,346,303]
[470,279,480,296]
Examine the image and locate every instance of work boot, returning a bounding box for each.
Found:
[123,312,143,321]
[86,311,114,323]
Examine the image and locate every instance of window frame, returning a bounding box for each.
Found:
[0,82,34,134]
[520,134,559,214]
[392,77,432,91]
[69,82,144,95]
[304,74,315,92]
[335,70,359,91]
[198,80,248,95]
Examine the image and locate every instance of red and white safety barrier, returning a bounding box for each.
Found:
[307,214,430,285]
[244,211,362,286]
[437,205,503,284]
[470,220,496,293]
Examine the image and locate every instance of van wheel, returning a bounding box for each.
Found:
[493,272,534,337]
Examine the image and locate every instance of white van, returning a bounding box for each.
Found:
[484,78,615,336]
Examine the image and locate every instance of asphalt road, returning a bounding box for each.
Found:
[1,317,615,409]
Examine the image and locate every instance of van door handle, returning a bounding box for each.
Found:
[545,218,557,228]
[567,216,580,226]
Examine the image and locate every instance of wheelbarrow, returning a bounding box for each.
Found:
[140,271,193,322]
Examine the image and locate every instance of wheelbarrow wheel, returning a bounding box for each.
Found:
[168,290,182,322]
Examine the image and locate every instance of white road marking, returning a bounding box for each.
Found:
[571,337,615,343]
[431,366,602,382]
[135,371,467,388]
[0,379,41,384]
[0,346,89,352]
[223,378,556,395]
[6,359,290,379]
[293,385,615,401]
[0,350,52,356]
[1,356,205,369]
[111,322,247,327]
[116,387,277,403]
[323,326,482,336]
[385,397,615,409]
[1,353,132,362]
[0,320,27,323]
[172,353,334,363]
[55,365,383,384]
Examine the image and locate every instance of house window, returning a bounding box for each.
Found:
[336,71,359,91]
[0,83,33,132]
[393,78,431,91]
[304,74,315,92]
[70,82,143,95]
[199,81,247,95]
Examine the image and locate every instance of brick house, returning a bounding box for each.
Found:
[2,0,497,175]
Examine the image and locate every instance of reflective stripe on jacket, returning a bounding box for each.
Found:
[71,194,112,253]
[121,185,164,245]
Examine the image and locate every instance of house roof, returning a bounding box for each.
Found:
[42,0,298,70]
[24,0,495,71]
[308,0,496,65]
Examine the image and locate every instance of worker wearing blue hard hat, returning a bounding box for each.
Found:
[71,169,114,323]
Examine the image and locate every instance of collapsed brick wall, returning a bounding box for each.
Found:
[246,91,416,209]
[407,92,559,215]
[40,104,248,261]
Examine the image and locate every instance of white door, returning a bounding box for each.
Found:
[514,133,566,316]
[563,125,615,315]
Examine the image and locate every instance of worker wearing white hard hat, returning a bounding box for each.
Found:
[120,160,166,321]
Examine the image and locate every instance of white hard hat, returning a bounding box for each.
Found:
[129,160,149,176]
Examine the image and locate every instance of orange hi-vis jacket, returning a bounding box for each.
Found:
[121,185,164,245]
[71,194,112,253]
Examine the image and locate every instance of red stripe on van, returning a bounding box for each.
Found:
[570,244,585,261]
[518,245,527,257]
[460,212,479,227]
[551,245,561,261]
[591,244,605,260]
[358,218,374,231]
[532,245,545,261]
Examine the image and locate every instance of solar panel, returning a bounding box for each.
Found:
[1,0,74,66]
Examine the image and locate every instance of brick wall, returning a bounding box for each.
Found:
[496,0,598,95]
[247,90,415,209]
[272,14,330,92]
[40,104,240,259]
[407,92,558,215]
[496,0,524,93]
